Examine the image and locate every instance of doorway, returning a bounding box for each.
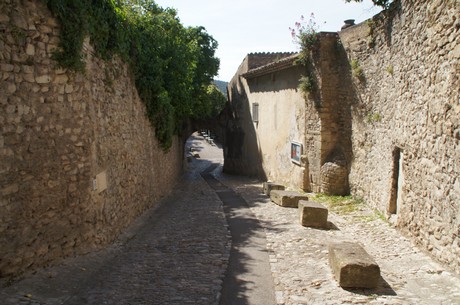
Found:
[388,147,403,214]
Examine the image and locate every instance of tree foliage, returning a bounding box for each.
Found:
[43,0,223,150]
[344,0,392,9]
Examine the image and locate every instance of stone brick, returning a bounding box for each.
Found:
[2,184,19,196]
[452,44,460,59]
[1,64,14,72]
[0,14,10,23]
[298,200,328,228]
[7,83,16,94]
[0,0,183,280]
[337,1,460,274]
[5,105,15,114]
[35,75,51,83]
[64,84,74,93]
[54,70,69,84]
[270,190,308,208]
[263,182,285,195]
[38,24,52,34]
[328,241,380,288]
[25,44,35,56]
[23,73,35,83]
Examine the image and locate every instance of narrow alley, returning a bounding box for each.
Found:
[1,133,460,305]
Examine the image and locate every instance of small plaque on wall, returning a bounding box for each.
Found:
[291,141,302,165]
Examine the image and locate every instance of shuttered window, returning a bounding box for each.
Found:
[252,103,259,122]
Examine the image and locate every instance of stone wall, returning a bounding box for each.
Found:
[225,43,354,193]
[306,33,353,194]
[225,53,314,190]
[0,0,183,279]
[339,0,460,273]
[224,55,265,178]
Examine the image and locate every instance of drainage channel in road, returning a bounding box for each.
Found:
[201,164,276,305]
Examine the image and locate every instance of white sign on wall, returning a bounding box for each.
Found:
[291,141,302,165]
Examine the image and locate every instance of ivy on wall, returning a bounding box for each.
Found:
[43,0,224,150]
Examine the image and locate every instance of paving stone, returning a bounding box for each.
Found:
[263,182,285,196]
[328,241,381,288]
[218,174,460,305]
[298,200,328,228]
[270,190,308,208]
[3,135,460,305]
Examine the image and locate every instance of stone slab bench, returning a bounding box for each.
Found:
[298,200,328,228]
[328,241,380,288]
[270,190,308,208]
[262,182,285,196]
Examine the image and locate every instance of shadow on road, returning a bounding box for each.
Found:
[201,164,277,305]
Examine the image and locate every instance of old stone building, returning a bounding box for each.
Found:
[0,0,183,278]
[225,34,353,194]
[226,0,459,274]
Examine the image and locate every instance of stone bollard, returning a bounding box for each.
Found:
[328,241,381,288]
[270,190,308,208]
[262,182,285,196]
[298,200,328,228]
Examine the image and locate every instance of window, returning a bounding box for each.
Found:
[252,103,259,123]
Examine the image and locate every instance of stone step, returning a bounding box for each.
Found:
[262,182,285,196]
[270,190,308,208]
[298,200,328,228]
[328,241,381,288]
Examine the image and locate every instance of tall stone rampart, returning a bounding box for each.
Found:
[0,0,182,278]
[340,0,459,273]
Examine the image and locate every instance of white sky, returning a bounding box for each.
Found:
[154,0,382,81]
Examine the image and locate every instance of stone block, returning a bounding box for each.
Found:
[263,182,285,195]
[1,63,14,72]
[36,75,51,84]
[270,190,308,208]
[25,44,35,56]
[298,200,328,228]
[328,241,380,288]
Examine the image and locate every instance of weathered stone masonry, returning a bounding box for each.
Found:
[340,0,459,274]
[226,0,459,274]
[0,0,182,278]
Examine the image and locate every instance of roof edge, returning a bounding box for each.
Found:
[242,53,299,79]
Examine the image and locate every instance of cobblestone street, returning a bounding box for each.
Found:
[1,133,460,305]
[219,174,460,305]
[0,135,230,305]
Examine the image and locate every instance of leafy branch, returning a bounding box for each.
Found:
[344,0,392,9]
[42,0,224,150]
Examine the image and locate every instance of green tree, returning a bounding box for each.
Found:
[193,84,227,119]
[187,26,220,118]
[43,0,221,150]
[344,0,392,9]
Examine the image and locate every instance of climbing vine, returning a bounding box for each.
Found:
[42,0,223,150]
